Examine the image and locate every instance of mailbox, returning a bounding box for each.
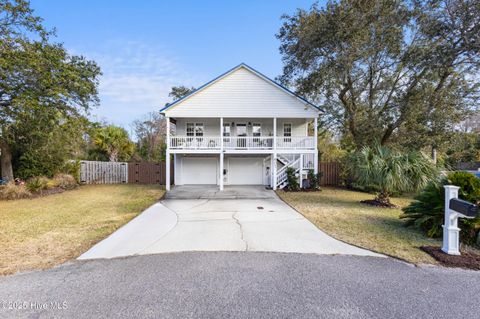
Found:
[449,198,478,218]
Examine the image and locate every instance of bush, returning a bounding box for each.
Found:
[401,171,480,245]
[53,174,78,189]
[26,176,50,193]
[285,167,300,191]
[0,182,32,200]
[307,169,322,190]
[60,160,81,183]
[347,145,438,206]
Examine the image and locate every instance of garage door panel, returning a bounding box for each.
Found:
[182,158,217,185]
[228,158,263,185]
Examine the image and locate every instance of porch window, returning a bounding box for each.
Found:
[194,123,204,137]
[186,122,204,147]
[283,123,292,143]
[252,123,261,137]
[236,123,247,148]
[186,123,195,137]
[223,123,231,137]
[252,123,262,146]
[223,123,231,146]
[236,123,247,137]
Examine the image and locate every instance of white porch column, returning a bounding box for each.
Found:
[272,117,277,190]
[299,153,304,187]
[273,117,277,152]
[219,117,224,191]
[219,152,224,191]
[165,117,171,191]
[313,117,318,175]
[272,153,277,190]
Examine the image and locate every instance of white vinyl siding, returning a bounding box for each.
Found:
[175,118,307,137]
[165,67,318,118]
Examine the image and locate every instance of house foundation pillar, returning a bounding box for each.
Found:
[219,152,224,191]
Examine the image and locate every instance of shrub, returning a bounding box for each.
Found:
[26,176,49,193]
[53,174,78,189]
[347,145,439,206]
[0,182,32,200]
[60,160,81,183]
[401,171,480,245]
[307,169,322,190]
[285,167,300,191]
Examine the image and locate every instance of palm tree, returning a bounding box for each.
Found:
[93,125,135,162]
[348,145,439,207]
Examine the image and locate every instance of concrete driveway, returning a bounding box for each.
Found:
[80,186,380,259]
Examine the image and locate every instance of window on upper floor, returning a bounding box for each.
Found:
[236,123,247,137]
[194,123,204,137]
[223,123,231,137]
[283,123,292,142]
[186,122,204,137]
[252,123,261,137]
[283,123,292,137]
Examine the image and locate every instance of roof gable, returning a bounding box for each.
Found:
[162,63,320,118]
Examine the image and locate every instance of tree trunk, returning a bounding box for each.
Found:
[0,139,14,181]
[431,145,437,164]
[375,191,392,206]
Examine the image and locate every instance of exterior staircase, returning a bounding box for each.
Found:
[275,153,315,189]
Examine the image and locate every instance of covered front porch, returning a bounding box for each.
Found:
[165,116,319,191]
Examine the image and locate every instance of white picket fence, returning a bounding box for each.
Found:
[80,161,128,184]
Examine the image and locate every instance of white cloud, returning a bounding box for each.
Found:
[76,40,201,128]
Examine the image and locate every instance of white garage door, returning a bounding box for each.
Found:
[181,157,218,185]
[228,158,263,185]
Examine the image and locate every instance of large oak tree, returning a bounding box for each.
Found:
[277,0,480,153]
[0,0,100,180]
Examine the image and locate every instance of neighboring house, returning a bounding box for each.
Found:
[161,63,321,191]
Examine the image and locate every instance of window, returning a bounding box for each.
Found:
[236,123,247,137]
[186,123,203,137]
[223,123,231,137]
[186,123,195,137]
[283,123,292,143]
[194,123,204,137]
[252,123,261,137]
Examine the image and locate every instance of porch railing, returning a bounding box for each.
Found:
[276,136,315,150]
[224,136,273,149]
[170,136,221,150]
[169,136,315,150]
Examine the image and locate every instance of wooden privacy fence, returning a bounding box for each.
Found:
[318,161,342,186]
[80,160,173,185]
[80,159,340,186]
[80,161,128,184]
[128,162,174,184]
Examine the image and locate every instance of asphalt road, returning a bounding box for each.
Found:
[0,252,479,319]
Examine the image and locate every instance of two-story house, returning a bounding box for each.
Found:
[161,63,320,191]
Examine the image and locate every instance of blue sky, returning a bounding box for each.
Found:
[30,0,320,130]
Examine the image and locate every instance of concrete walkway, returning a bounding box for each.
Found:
[80,186,382,259]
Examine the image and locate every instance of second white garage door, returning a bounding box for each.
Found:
[228,157,264,185]
[181,157,218,185]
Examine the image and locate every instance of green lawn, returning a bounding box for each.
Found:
[277,187,440,264]
[0,184,164,275]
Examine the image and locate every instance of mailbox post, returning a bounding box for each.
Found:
[442,185,479,255]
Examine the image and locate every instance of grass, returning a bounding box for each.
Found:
[0,184,165,275]
[277,187,440,264]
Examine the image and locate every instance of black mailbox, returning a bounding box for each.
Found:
[449,198,479,218]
